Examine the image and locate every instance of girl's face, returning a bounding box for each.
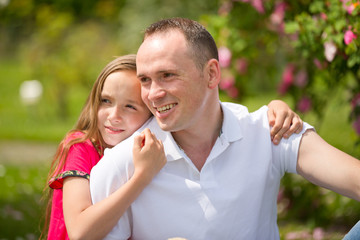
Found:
[98,70,152,148]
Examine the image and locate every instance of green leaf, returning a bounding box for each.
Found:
[334,19,347,32]
[347,54,360,68]
[284,21,300,34]
[309,1,325,13]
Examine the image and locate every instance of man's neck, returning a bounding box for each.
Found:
[172,105,223,171]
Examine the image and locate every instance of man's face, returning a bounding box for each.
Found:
[136,30,211,133]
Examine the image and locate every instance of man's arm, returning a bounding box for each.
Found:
[297,129,360,201]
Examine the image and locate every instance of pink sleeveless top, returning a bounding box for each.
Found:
[47,132,102,239]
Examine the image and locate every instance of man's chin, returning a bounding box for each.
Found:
[156,119,175,132]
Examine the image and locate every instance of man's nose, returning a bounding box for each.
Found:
[148,81,166,102]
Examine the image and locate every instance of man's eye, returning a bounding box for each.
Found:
[139,77,150,83]
[164,73,174,78]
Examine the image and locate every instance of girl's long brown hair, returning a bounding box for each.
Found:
[40,54,137,239]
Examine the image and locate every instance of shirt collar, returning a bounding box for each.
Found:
[144,117,183,162]
[144,102,246,162]
[219,101,245,143]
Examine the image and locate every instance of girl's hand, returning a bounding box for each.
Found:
[267,100,303,145]
[132,128,167,185]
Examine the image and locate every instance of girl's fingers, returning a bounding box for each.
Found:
[285,115,303,136]
[133,133,145,152]
[272,115,291,144]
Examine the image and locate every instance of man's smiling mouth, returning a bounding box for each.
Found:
[156,103,176,113]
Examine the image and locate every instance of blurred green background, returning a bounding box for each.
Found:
[0,0,359,239]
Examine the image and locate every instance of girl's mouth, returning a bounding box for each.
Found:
[105,126,124,133]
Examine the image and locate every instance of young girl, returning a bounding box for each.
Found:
[42,54,302,239]
[42,54,165,239]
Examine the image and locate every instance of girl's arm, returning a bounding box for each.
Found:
[267,100,303,145]
[63,128,166,240]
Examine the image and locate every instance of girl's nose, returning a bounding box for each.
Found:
[108,106,122,122]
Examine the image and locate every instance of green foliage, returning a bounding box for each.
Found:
[0,0,221,122]
[0,58,85,142]
[202,0,360,141]
[202,3,284,98]
[19,20,124,120]
[0,163,49,239]
[279,174,360,228]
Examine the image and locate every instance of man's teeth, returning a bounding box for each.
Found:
[157,104,175,113]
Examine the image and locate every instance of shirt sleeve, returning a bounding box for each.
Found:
[90,137,135,240]
[49,142,97,189]
[272,122,315,175]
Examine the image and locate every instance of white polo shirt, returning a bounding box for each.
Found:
[90,102,313,240]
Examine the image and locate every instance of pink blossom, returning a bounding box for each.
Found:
[314,58,323,69]
[282,64,294,85]
[297,97,312,113]
[313,58,328,70]
[294,70,308,88]
[313,227,325,240]
[277,187,284,202]
[235,58,248,75]
[251,0,265,13]
[269,2,286,33]
[286,231,311,240]
[341,0,358,14]
[219,76,235,90]
[353,116,360,135]
[278,64,294,95]
[351,93,360,109]
[320,12,327,20]
[226,86,239,98]
[270,2,286,25]
[324,41,337,62]
[218,1,233,15]
[344,29,357,45]
[278,83,288,95]
[218,46,232,68]
[239,0,264,14]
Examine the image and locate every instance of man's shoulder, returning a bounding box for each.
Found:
[105,117,164,156]
[221,101,268,120]
[221,102,249,115]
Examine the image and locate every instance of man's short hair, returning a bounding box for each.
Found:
[143,18,219,70]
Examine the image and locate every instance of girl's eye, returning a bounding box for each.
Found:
[126,104,136,110]
[101,98,111,104]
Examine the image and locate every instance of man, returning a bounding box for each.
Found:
[90,18,360,239]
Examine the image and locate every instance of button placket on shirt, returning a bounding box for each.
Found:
[200,134,229,189]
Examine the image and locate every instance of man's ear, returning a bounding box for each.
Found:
[206,59,221,89]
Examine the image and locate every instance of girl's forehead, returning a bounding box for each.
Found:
[102,71,143,100]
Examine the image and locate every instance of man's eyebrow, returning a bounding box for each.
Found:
[137,69,177,78]
[137,73,146,78]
